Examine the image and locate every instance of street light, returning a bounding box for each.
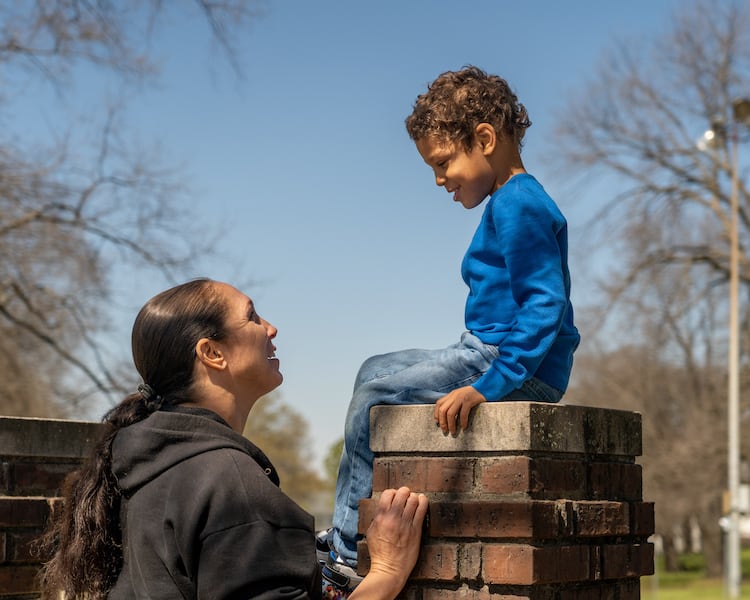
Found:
[727,97,750,599]
[701,98,750,599]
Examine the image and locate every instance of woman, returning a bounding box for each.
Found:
[39,279,427,599]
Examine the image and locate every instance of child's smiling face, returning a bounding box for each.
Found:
[415,134,499,210]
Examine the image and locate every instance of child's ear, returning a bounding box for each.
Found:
[474,123,497,155]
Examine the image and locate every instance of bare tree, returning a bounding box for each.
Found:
[0,1,262,416]
[554,0,750,575]
[243,393,325,514]
[555,0,750,305]
[566,263,732,575]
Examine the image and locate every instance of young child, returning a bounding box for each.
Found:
[320,66,580,590]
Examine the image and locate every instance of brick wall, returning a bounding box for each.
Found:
[357,402,654,599]
[0,417,101,599]
[0,402,653,598]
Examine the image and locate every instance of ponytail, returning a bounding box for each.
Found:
[37,392,160,599]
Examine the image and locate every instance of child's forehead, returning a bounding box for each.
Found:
[419,135,455,152]
[417,135,461,160]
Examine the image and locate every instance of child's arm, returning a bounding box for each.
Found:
[434,386,486,434]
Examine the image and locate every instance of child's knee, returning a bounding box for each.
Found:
[354,354,391,388]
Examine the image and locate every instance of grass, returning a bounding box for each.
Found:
[640,551,750,599]
[641,576,749,599]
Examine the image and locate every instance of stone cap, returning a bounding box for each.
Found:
[369,402,642,457]
[0,416,103,459]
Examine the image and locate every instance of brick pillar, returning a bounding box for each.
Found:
[357,402,654,599]
[0,416,101,599]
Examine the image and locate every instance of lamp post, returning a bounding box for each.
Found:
[702,98,750,598]
[727,97,750,599]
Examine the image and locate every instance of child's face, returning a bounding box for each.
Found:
[415,136,498,210]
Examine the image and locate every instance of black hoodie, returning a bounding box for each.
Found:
[108,405,321,599]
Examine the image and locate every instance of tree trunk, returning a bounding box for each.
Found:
[662,533,680,572]
[699,513,724,578]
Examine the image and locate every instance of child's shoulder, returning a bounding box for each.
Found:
[501,172,543,193]
[492,174,564,220]
[495,173,551,205]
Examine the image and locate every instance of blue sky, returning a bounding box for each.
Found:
[11,0,684,469]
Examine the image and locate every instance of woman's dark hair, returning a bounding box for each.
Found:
[405,65,532,152]
[37,278,229,599]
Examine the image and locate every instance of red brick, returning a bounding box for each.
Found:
[0,564,40,594]
[589,545,602,580]
[482,544,534,584]
[557,582,617,600]
[482,544,590,585]
[358,541,459,582]
[356,539,370,575]
[638,542,656,576]
[600,543,654,579]
[630,502,655,537]
[8,530,44,562]
[410,543,459,581]
[373,457,475,494]
[10,461,79,496]
[559,579,639,600]
[588,463,642,501]
[614,579,641,600]
[429,501,562,539]
[0,463,10,494]
[571,502,629,537]
[421,587,548,600]
[395,584,423,600]
[424,458,475,493]
[478,457,532,495]
[547,546,592,583]
[373,457,427,492]
[458,542,482,580]
[0,497,51,527]
[420,587,494,600]
[395,585,422,600]
[479,457,586,498]
[358,498,378,535]
[556,501,575,537]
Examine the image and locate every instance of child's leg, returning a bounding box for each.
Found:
[504,376,562,403]
[331,332,496,565]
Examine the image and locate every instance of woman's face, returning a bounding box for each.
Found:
[215,283,282,398]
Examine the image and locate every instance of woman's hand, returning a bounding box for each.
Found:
[350,487,428,600]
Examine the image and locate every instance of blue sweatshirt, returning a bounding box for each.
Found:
[463,173,580,402]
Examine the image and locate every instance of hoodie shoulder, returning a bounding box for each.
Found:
[112,408,278,495]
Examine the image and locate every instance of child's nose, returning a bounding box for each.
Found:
[435,174,446,186]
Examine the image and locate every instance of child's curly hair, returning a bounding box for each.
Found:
[405,66,531,152]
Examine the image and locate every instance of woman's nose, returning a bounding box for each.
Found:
[262,319,277,338]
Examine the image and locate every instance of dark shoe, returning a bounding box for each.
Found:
[316,528,333,564]
[321,550,362,593]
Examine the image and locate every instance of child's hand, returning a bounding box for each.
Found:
[434,386,486,434]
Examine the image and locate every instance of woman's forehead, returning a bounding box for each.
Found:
[216,282,253,307]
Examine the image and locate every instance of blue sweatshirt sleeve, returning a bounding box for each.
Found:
[470,188,569,401]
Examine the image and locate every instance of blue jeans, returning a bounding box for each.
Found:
[330,332,562,565]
